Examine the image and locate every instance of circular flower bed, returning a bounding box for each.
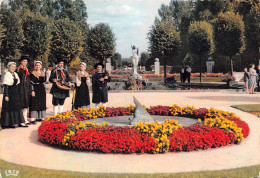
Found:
[38,105,250,154]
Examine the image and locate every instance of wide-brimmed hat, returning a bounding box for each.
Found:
[19,55,30,62]
[94,62,104,69]
[55,57,67,64]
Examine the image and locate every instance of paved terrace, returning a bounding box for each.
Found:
[0,90,260,173]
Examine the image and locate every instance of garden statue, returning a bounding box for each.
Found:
[131,45,142,79]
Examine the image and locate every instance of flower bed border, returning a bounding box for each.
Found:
[38,105,250,154]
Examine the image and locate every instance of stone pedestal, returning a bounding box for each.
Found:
[206,61,215,73]
[106,59,112,74]
[154,58,160,74]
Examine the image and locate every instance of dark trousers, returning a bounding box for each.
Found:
[187,73,191,83]
[52,97,65,106]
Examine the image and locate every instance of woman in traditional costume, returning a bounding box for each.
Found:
[1,62,28,128]
[29,61,46,122]
[73,62,91,109]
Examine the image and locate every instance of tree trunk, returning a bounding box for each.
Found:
[199,56,202,83]
[230,56,233,77]
[164,58,167,84]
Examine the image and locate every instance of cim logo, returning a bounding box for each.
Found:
[0,170,19,177]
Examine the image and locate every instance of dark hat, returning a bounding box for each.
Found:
[94,62,104,69]
[55,57,67,64]
[19,55,30,62]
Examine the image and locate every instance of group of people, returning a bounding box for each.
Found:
[243,64,260,94]
[1,56,110,129]
[180,66,192,83]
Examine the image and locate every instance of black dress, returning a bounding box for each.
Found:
[16,67,31,108]
[74,77,90,109]
[29,74,46,112]
[49,68,71,99]
[1,73,25,127]
[92,72,109,104]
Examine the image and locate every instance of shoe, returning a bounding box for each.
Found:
[36,118,43,122]
[19,124,28,127]
[31,121,36,124]
[10,125,16,128]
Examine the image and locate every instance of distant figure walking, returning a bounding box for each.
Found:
[180,66,185,83]
[249,64,257,94]
[257,65,260,92]
[243,67,249,92]
[186,66,192,83]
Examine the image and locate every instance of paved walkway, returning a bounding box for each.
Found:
[0,91,260,173]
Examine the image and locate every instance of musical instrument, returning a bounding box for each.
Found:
[56,79,74,91]
[55,69,74,91]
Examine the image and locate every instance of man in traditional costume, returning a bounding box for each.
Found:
[16,55,31,124]
[92,63,110,108]
[49,58,71,115]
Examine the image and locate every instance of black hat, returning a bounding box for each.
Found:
[55,57,67,64]
[19,55,30,62]
[94,63,104,69]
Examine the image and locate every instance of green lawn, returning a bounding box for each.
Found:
[0,159,259,178]
[231,104,260,112]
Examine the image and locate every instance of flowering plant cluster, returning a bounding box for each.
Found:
[135,119,182,153]
[38,104,250,154]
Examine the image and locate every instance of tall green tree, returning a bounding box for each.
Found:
[0,17,5,47]
[87,23,116,64]
[50,18,84,63]
[111,52,121,69]
[148,20,181,83]
[21,11,51,61]
[0,7,24,61]
[245,2,260,52]
[214,11,245,76]
[188,21,215,82]
[140,52,150,66]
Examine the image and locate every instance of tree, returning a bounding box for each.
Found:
[0,18,5,47]
[87,23,116,64]
[148,20,181,83]
[140,52,150,66]
[188,21,214,82]
[214,11,245,76]
[111,52,121,69]
[245,2,260,51]
[0,7,24,61]
[50,18,84,63]
[21,11,51,62]
[194,0,225,21]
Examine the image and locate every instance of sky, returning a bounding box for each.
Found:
[85,0,171,58]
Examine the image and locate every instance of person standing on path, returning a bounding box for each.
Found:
[1,62,28,128]
[73,62,91,109]
[29,61,46,122]
[92,63,110,108]
[186,65,192,83]
[180,66,185,83]
[249,64,258,94]
[49,58,71,115]
[243,67,249,92]
[256,65,260,92]
[16,55,31,124]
